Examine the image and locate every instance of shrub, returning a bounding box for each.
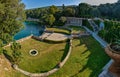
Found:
[83,20,94,31]
[44,38,68,43]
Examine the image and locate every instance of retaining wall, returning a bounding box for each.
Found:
[3,35,33,49]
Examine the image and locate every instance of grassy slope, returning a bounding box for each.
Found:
[50,36,110,77]
[4,36,110,77]
[5,38,66,73]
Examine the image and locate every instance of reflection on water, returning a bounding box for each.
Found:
[14,22,44,40]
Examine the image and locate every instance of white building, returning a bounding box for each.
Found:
[66,17,82,26]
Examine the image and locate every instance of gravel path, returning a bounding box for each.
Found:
[42,33,69,41]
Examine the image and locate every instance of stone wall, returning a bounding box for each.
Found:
[3,35,33,49]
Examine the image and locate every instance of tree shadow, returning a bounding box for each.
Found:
[81,49,89,54]
[59,49,64,51]
[75,38,84,47]
[3,50,13,64]
[70,36,110,77]
[60,42,69,62]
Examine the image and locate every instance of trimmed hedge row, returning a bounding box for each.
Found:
[44,38,69,43]
[46,28,71,35]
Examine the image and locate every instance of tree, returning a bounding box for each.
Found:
[78,3,92,17]
[11,41,22,64]
[63,7,75,17]
[48,5,59,15]
[90,8,101,17]
[62,4,65,10]
[58,16,67,26]
[59,16,67,23]
[1,33,12,44]
[0,0,25,44]
[40,14,55,27]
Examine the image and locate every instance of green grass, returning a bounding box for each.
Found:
[5,36,110,77]
[50,36,110,77]
[68,25,85,33]
[5,38,66,73]
[46,28,70,35]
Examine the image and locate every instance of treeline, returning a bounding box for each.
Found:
[26,5,76,27]
[26,0,120,22]
[26,5,76,19]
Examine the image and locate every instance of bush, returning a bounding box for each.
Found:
[98,20,120,43]
[46,28,71,35]
[83,20,94,31]
[94,20,101,27]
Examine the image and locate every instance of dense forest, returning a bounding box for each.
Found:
[25,0,120,43]
[26,0,120,20]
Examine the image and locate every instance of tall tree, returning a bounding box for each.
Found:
[63,7,75,17]
[0,0,25,44]
[78,3,92,17]
[11,41,22,64]
[90,8,101,17]
[48,5,59,15]
[62,4,65,10]
[40,14,55,27]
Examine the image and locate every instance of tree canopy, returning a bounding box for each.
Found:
[0,0,25,44]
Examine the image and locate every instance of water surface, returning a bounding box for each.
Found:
[14,22,44,40]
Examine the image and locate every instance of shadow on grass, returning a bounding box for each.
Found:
[3,50,13,64]
[70,36,110,77]
[75,37,84,47]
[59,49,64,51]
[81,49,89,54]
[60,42,70,62]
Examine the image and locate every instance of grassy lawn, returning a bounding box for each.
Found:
[68,25,85,33]
[50,36,110,77]
[4,36,110,77]
[5,38,66,73]
[46,28,70,35]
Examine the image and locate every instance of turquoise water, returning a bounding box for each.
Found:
[14,22,44,40]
